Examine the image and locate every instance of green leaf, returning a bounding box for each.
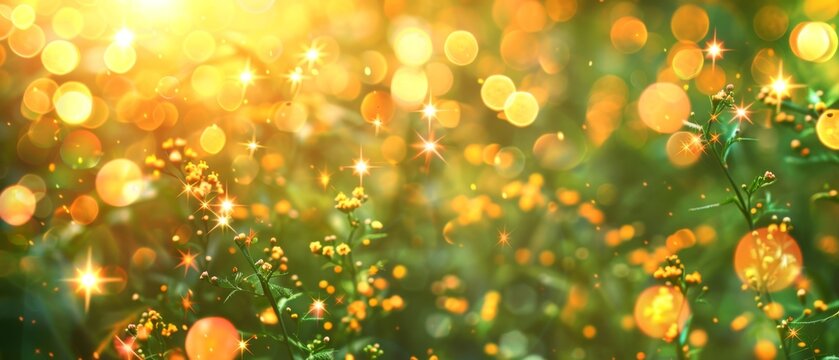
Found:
[679,315,693,345]
[223,289,240,304]
[363,233,388,240]
[306,349,334,360]
[812,191,839,203]
[278,292,303,310]
[689,197,735,212]
[269,282,295,299]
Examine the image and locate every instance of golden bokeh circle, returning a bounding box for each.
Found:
[753,5,788,41]
[95,159,144,207]
[790,21,838,63]
[665,131,702,167]
[360,91,394,124]
[634,285,691,339]
[200,125,227,154]
[444,30,479,66]
[610,16,647,54]
[69,194,99,225]
[53,81,93,125]
[671,4,709,42]
[0,185,37,226]
[481,75,516,112]
[104,43,137,73]
[41,40,80,75]
[816,109,839,150]
[503,91,539,127]
[734,226,803,292]
[638,82,690,133]
[394,27,432,66]
[8,24,46,58]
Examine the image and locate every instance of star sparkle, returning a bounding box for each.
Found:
[65,248,121,312]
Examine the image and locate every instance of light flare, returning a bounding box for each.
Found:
[65,248,121,312]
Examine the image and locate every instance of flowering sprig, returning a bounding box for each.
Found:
[683,84,837,360]
[121,309,179,359]
[197,231,320,360]
[307,185,402,357]
[688,85,783,231]
[312,187,388,301]
[651,255,707,359]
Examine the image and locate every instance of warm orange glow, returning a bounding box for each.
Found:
[414,132,446,166]
[176,249,200,276]
[66,248,121,312]
[114,28,135,47]
[734,225,803,292]
[634,285,691,340]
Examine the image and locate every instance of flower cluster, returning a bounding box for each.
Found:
[125,309,179,339]
[653,255,704,288]
[756,84,790,108]
[335,187,368,213]
[144,137,198,177]
[363,343,385,359]
[183,161,224,198]
[711,83,736,109]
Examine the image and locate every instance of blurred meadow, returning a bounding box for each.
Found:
[0,0,838,359]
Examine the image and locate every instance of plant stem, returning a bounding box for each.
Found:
[241,246,297,360]
[765,291,792,360]
[779,100,816,117]
[710,146,753,230]
[345,213,360,300]
[704,106,753,230]
[706,100,788,359]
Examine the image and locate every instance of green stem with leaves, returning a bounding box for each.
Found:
[700,90,790,360]
[345,213,360,300]
[238,244,298,360]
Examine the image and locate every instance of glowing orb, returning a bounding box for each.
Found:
[360,91,394,124]
[70,195,99,225]
[104,42,137,74]
[273,102,308,133]
[503,91,539,127]
[8,24,46,58]
[634,285,691,339]
[610,16,647,54]
[665,131,702,167]
[95,159,143,207]
[790,21,838,63]
[494,146,525,178]
[51,7,84,39]
[671,46,704,80]
[11,4,36,30]
[200,125,227,154]
[60,129,103,169]
[41,40,80,75]
[816,109,839,150]
[670,4,709,42]
[481,75,516,112]
[444,30,479,66]
[185,317,239,360]
[394,27,432,66]
[734,226,803,292]
[0,185,37,226]
[54,82,93,125]
[391,66,428,105]
[638,82,690,133]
